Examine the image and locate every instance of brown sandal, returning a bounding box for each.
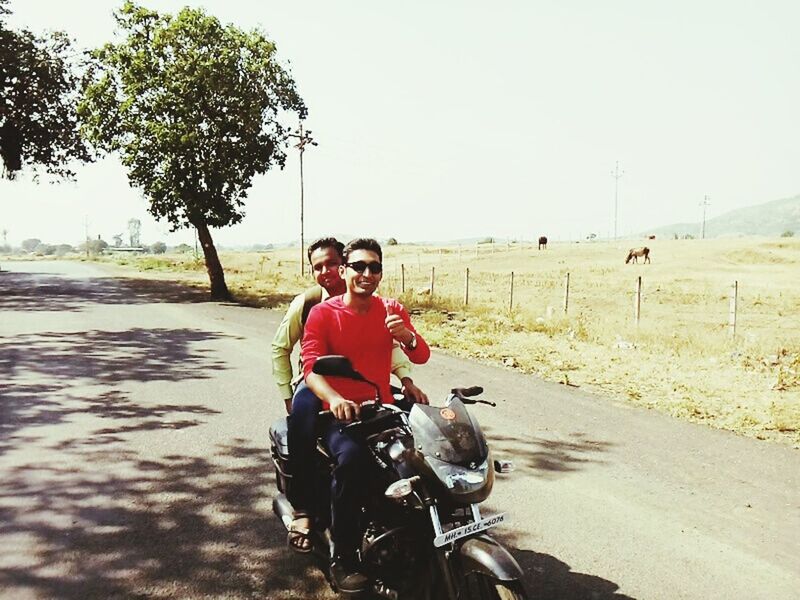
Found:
[287,514,313,554]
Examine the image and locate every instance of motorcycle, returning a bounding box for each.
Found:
[269,355,528,599]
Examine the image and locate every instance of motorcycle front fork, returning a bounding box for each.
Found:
[429,503,483,599]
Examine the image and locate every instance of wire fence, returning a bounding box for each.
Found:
[376,246,800,342]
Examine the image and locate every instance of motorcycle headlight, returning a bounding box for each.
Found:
[426,456,490,495]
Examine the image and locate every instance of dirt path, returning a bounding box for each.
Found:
[1,261,797,599]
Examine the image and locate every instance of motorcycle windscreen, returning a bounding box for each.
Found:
[408,398,489,466]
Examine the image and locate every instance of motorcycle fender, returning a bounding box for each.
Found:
[457,534,524,581]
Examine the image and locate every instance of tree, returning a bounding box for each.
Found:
[151,241,167,254]
[82,238,108,255]
[781,230,794,238]
[386,237,398,246]
[21,238,41,252]
[55,243,74,256]
[0,0,89,179]
[79,2,306,299]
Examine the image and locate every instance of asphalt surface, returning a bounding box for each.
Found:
[0,260,798,599]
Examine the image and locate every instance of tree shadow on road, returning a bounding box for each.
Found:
[0,270,212,312]
[0,440,332,599]
[0,327,232,456]
[485,426,614,479]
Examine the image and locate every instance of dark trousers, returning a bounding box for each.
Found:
[287,382,321,515]
[287,383,373,557]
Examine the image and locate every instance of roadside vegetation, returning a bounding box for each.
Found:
[20,236,796,447]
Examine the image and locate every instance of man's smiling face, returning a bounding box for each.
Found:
[341,249,382,297]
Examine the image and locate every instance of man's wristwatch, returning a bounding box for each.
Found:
[405,331,418,350]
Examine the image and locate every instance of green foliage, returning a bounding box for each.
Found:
[79,1,306,232]
[174,243,192,253]
[781,230,794,238]
[0,1,90,178]
[386,237,398,246]
[150,241,167,254]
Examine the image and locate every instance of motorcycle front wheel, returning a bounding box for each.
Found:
[463,573,528,600]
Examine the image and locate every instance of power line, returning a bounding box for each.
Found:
[287,122,318,276]
[699,195,711,239]
[611,161,624,240]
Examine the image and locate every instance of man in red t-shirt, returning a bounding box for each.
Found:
[298,238,430,593]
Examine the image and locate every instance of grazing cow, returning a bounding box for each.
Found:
[647,235,656,240]
[625,246,651,264]
[538,236,548,250]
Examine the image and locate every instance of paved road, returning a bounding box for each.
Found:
[1,261,798,599]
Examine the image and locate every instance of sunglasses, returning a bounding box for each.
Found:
[344,260,383,274]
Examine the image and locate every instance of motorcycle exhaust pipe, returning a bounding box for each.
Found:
[272,493,295,531]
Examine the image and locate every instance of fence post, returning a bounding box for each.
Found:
[464,267,469,305]
[509,271,515,311]
[729,280,738,337]
[563,272,570,314]
[430,266,435,298]
[401,264,405,294]
[634,276,642,325]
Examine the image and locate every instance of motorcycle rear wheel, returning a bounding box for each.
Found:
[464,573,528,600]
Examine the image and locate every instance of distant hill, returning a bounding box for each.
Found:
[646,194,800,238]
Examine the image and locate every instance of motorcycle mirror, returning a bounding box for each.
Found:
[312,355,366,381]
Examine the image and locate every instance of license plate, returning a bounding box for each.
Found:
[433,513,505,547]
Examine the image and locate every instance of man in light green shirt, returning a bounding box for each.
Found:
[271,237,427,413]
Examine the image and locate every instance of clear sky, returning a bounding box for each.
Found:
[2,0,799,247]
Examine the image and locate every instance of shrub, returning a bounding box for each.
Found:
[781,230,794,238]
[151,241,167,254]
[386,237,398,246]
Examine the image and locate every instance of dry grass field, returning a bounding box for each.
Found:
[62,236,800,447]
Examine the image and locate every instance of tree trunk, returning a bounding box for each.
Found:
[194,221,230,300]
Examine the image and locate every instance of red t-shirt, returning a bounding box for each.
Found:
[301,295,430,408]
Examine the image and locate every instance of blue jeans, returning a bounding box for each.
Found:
[288,383,374,556]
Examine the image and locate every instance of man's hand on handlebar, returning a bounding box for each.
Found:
[401,377,429,405]
[329,397,361,422]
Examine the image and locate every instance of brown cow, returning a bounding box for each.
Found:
[538,236,548,250]
[625,247,650,264]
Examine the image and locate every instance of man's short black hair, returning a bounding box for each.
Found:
[343,238,383,262]
[307,237,344,264]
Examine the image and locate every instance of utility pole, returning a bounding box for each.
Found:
[700,195,711,239]
[611,161,624,240]
[288,122,317,275]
